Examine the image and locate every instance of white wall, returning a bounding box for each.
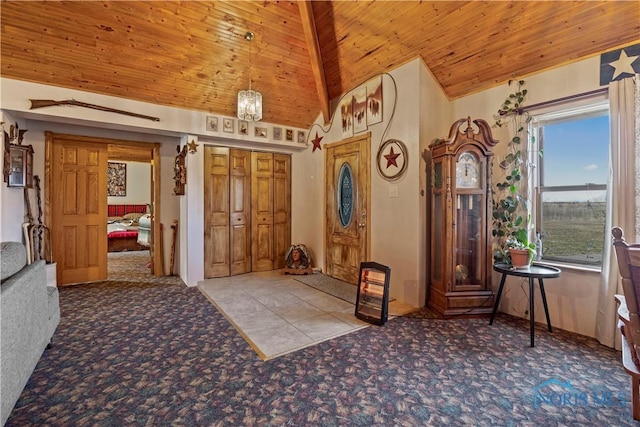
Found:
[293,59,450,307]
[451,56,604,338]
[107,161,150,206]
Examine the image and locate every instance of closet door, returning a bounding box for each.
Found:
[229,149,252,275]
[251,152,274,271]
[204,147,230,278]
[273,154,291,269]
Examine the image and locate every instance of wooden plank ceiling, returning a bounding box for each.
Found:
[1,1,638,129]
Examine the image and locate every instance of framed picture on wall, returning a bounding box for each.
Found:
[223,118,234,133]
[297,131,306,143]
[239,120,249,135]
[255,126,267,138]
[206,116,218,132]
[286,129,294,142]
[273,127,282,140]
[108,162,127,196]
[366,75,383,125]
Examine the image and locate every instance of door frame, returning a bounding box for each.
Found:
[324,132,371,282]
[45,132,162,278]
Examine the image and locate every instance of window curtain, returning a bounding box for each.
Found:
[595,75,639,348]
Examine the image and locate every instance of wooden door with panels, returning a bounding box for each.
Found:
[46,132,162,285]
[250,151,291,272]
[251,152,274,271]
[272,153,291,269]
[325,133,371,284]
[48,134,108,285]
[204,147,251,278]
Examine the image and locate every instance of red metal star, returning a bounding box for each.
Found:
[384,146,401,168]
[311,131,323,152]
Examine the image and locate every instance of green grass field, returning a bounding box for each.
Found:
[541,202,606,265]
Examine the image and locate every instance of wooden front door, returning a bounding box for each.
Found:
[49,135,108,285]
[325,134,371,284]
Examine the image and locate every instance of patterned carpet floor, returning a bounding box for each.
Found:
[5,253,637,425]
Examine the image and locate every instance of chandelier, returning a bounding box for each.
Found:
[237,32,262,121]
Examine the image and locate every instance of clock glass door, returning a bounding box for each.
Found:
[455,194,482,287]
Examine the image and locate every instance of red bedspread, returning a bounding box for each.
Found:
[108,230,138,239]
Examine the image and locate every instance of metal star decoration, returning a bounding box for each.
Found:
[384,146,401,168]
[187,139,198,154]
[311,131,323,152]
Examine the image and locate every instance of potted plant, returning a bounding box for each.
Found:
[492,80,539,266]
[506,229,536,269]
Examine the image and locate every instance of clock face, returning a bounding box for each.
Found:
[456,152,480,188]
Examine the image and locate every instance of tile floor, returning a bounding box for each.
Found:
[198,270,414,360]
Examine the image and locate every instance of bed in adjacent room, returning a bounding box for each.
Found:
[107,204,149,252]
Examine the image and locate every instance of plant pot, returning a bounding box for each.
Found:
[509,248,531,269]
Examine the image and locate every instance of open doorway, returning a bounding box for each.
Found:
[106,160,152,280]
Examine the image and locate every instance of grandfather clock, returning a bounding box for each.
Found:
[428,117,498,316]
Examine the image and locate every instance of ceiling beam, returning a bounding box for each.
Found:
[298,1,331,125]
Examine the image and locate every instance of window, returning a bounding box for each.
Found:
[531,100,609,267]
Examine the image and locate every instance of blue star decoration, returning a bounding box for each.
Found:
[600,43,640,85]
[311,131,323,152]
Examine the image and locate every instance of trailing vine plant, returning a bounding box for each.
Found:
[492,80,538,263]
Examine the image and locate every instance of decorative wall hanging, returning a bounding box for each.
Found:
[173,145,188,196]
[187,139,198,154]
[206,116,218,132]
[273,127,282,140]
[238,120,249,135]
[376,139,408,181]
[29,99,160,122]
[107,162,127,196]
[297,131,306,143]
[6,143,33,188]
[286,129,294,142]
[311,131,323,152]
[353,87,367,134]
[255,126,267,138]
[366,75,383,125]
[340,96,354,138]
[3,122,32,187]
[599,43,640,85]
[223,118,234,133]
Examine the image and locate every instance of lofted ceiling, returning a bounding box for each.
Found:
[1,1,638,130]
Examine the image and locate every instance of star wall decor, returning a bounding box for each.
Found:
[376,139,408,181]
[187,139,198,154]
[384,146,401,168]
[311,131,323,152]
[599,43,640,85]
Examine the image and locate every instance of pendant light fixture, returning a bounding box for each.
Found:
[237,32,262,121]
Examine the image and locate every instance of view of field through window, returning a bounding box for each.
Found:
[537,110,609,266]
[541,199,606,265]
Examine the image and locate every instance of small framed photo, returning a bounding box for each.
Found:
[273,127,282,141]
[286,129,294,142]
[206,116,218,132]
[238,120,249,135]
[297,131,306,143]
[223,118,234,133]
[255,126,267,138]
